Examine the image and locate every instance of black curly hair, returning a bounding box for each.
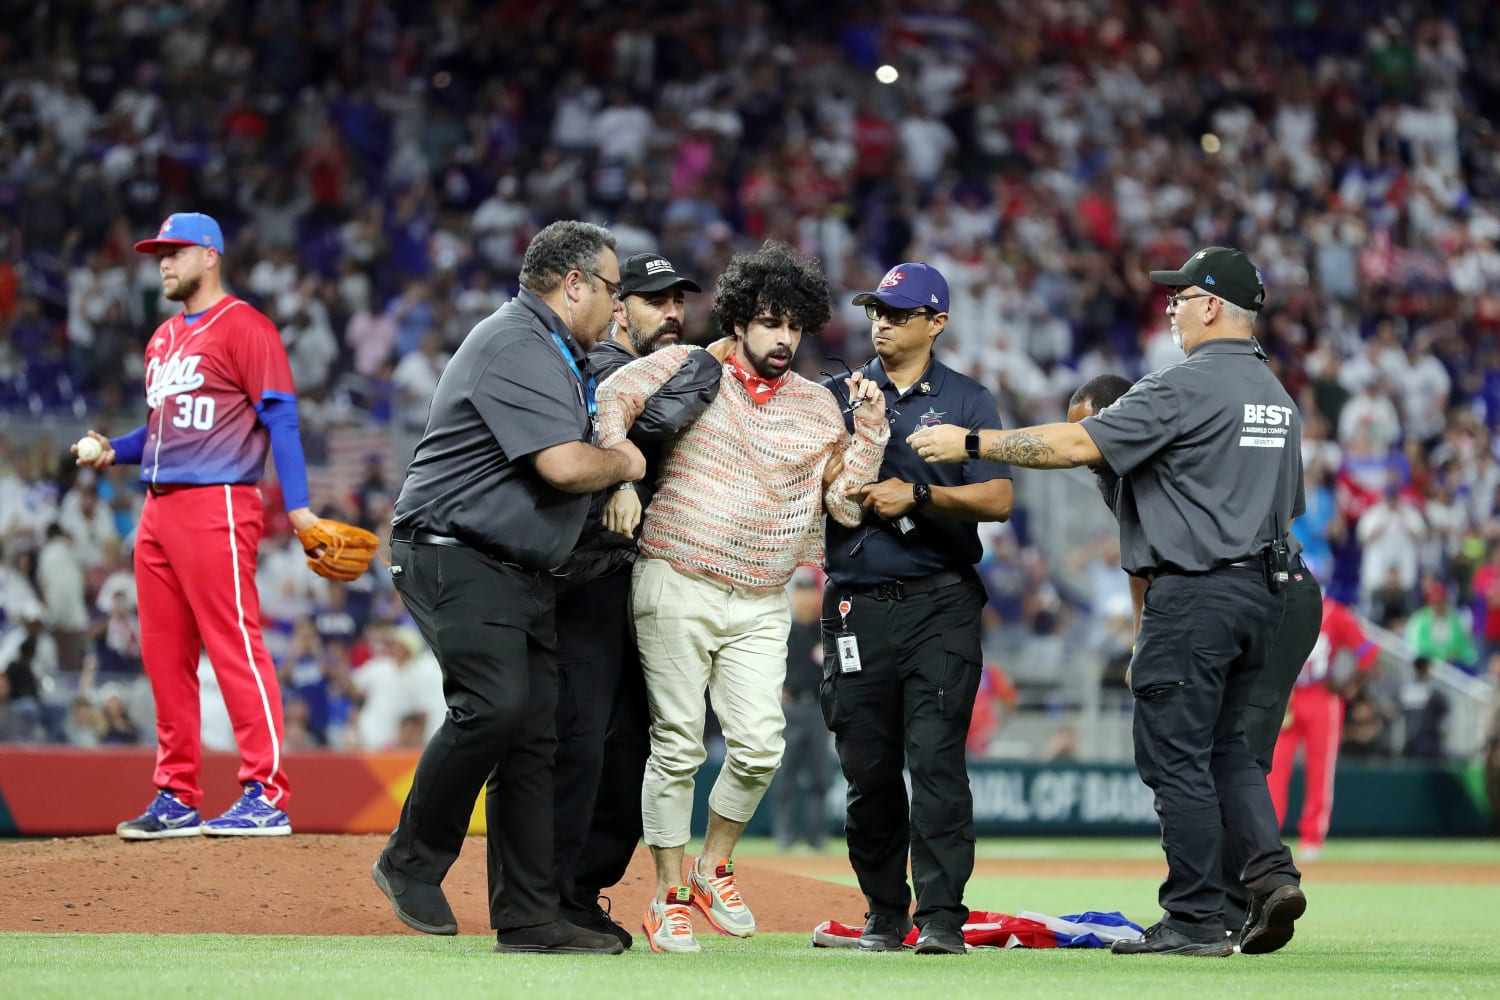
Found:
[712,241,832,337]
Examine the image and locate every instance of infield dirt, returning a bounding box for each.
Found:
[4,835,1493,935]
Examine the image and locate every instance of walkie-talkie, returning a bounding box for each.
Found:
[1266,515,1291,593]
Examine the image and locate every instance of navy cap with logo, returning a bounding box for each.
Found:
[851,262,950,313]
[617,252,702,296]
[1149,246,1265,312]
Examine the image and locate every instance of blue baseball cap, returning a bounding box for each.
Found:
[851,262,949,313]
[134,212,225,255]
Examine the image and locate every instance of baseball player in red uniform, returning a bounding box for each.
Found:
[1266,596,1378,861]
[74,212,329,839]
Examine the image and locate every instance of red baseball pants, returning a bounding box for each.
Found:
[134,484,289,809]
[1267,685,1342,849]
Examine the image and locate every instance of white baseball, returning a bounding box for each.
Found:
[76,437,103,462]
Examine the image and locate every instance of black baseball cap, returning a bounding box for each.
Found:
[1149,246,1265,312]
[617,252,702,296]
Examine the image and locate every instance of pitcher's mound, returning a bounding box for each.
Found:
[2,834,865,936]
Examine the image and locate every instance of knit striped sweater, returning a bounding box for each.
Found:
[596,344,889,590]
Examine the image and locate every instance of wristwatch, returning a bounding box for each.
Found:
[965,430,981,460]
[912,482,932,507]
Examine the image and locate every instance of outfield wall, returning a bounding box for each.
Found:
[0,747,1490,837]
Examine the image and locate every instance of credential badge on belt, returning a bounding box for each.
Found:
[835,597,861,672]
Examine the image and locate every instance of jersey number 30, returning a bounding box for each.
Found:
[172,394,216,431]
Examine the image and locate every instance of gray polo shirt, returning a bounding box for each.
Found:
[392,288,595,569]
[1080,339,1304,576]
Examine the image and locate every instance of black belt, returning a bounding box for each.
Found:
[1144,554,1264,583]
[392,527,468,549]
[391,527,535,572]
[844,569,969,602]
[148,483,212,497]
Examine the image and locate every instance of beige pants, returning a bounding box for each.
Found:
[632,557,790,847]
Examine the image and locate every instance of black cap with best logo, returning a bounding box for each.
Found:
[1148,246,1266,312]
[617,252,702,296]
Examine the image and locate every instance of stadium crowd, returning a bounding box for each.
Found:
[1,0,1499,770]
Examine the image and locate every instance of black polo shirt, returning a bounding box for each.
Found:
[1080,338,1304,576]
[392,288,595,570]
[824,356,1009,587]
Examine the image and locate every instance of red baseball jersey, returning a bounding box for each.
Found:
[140,296,295,486]
[1294,597,1378,689]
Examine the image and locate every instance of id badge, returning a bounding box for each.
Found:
[835,632,862,673]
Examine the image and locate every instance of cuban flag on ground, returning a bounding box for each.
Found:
[811,910,1144,950]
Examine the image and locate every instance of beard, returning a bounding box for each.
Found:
[1170,316,1183,352]
[627,317,682,355]
[164,272,201,303]
[743,337,793,379]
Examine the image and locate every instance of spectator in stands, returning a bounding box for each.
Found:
[1342,675,1398,760]
[96,684,140,745]
[1368,566,1414,630]
[0,674,35,743]
[1,630,46,741]
[36,523,87,672]
[1400,657,1450,761]
[63,694,104,748]
[1405,580,1479,673]
[1357,483,1427,610]
[57,472,119,570]
[0,539,45,628]
[391,332,449,472]
[1470,541,1500,669]
[351,625,444,751]
[279,617,353,747]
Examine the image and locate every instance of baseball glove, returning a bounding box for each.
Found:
[297,519,381,582]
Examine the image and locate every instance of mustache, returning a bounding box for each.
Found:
[653,321,682,338]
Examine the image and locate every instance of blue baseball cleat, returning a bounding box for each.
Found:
[202,782,292,836]
[116,790,202,840]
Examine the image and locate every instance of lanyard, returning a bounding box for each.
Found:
[550,332,597,416]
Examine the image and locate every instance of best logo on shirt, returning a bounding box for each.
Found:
[1239,403,1294,448]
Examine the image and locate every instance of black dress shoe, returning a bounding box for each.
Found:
[1239,884,1307,955]
[561,895,633,950]
[913,923,966,955]
[1111,922,1233,957]
[371,856,457,935]
[858,911,913,952]
[494,919,625,955]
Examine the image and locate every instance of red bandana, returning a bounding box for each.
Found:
[724,353,788,405]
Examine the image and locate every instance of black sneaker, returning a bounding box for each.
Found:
[858,911,912,952]
[1239,884,1307,955]
[494,919,625,955]
[561,894,633,951]
[1111,922,1233,957]
[371,855,457,935]
[913,923,966,955]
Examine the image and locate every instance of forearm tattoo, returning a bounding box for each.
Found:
[983,431,1056,467]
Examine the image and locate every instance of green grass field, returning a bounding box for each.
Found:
[6,838,1497,999]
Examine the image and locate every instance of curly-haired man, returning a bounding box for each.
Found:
[595,242,889,953]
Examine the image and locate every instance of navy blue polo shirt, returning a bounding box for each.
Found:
[824,356,1009,587]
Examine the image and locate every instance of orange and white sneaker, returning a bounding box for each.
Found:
[644,886,702,954]
[688,857,756,938]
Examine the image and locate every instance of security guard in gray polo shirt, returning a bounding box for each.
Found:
[1068,370,1323,948]
[373,221,643,957]
[909,247,1306,957]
